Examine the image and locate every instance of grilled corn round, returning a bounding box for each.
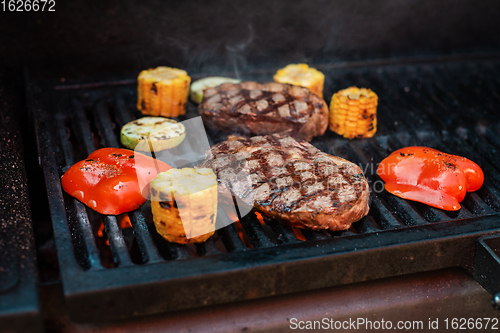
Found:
[273,63,325,98]
[329,87,378,139]
[150,168,217,244]
[137,67,191,117]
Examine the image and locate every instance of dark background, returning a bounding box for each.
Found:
[1,0,500,80]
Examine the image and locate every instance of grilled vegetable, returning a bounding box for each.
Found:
[190,77,241,104]
[137,67,191,117]
[120,117,186,152]
[377,147,484,211]
[329,86,378,139]
[273,63,325,98]
[61,148,171,215]
[150,168,218,244]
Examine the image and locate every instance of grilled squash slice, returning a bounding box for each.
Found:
[137,67,191,117]
[273,63,325,98]
[120,117,186,152]
[329,87,378,139]
[190,77,241,104]
[150,168,217,244]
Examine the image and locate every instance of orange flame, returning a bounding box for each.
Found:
[292,228,306,241]
[97,214,132,245]
[254,212,265,225]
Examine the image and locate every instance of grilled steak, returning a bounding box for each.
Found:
[199,134,370,231]
[199,82,329,141]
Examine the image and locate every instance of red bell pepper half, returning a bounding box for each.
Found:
[377,146,484,211]
[61,148,171,215]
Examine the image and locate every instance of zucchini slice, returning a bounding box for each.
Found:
[120,117,186,151]
[190,77,241,104]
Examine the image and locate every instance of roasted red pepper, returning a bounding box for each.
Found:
[61,148,171,215]
[377,147,484,211]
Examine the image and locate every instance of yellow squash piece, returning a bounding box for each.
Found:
[137,67,191,117]
[273,63,325,98]
[329,87,378,139]
[150,168,217,244]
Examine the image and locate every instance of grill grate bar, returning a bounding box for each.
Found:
[369,196,406,229]
[478,129,500,164]
[361,69,437,132]
[263,217,302,244]
[102,216,134,267]
[483,130,500,152]
[464,193,496,216]
[167,243,193,260]
[477,185,500,212]
[54,105,104,269]
[478,62,500,101]
[239,213,276,248]
[74,201,103,269]
[355,216,381,233]
[441,64,498,119]
[196,238,222,256]
[383,194,430,226]
[129,210,163,263]
[70,98,139,267]
[114,94,135,126]
[72,99,99,155]
[217,223,248,252]
[346,140,408,228]
[93,100,119,148]
[55,113,76,168]
[427,66,484,128]
[412,202,450,223]
[454,130,500,179]
[383,67,449,132]
[331,229,356,237]
[301,229,330,241]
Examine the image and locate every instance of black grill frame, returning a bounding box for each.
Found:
[28,57,500,322]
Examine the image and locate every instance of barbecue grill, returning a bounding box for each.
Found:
[2,1,500,332]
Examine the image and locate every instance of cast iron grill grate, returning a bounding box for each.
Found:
[29,58,500,321]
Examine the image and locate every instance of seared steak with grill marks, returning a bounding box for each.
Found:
[199,82,329,141]
[199,134,370,231]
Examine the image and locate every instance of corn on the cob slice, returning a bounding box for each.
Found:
[120,117,186,151]
[329,87,378,139]
[137,67,191,118]
[273,63,325,98]
[150,167,217,244]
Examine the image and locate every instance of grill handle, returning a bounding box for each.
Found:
[472,235,500,310]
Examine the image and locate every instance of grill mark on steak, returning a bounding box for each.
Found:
[199,82,328,141]
[199,134,370,231]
